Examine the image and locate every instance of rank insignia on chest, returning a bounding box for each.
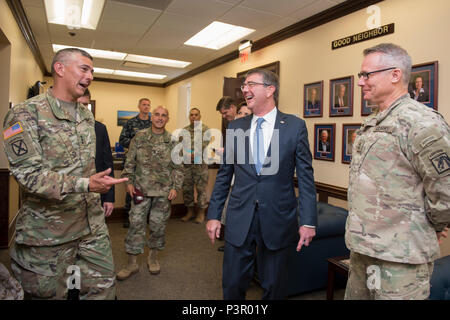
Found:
[430,152,450,175]
[356,140,364,153]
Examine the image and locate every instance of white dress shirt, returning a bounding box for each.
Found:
[249,107,277,162]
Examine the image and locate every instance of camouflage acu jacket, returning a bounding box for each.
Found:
[346,94,450,264]
[118,115,151,149]
[2,89,105,246]
[121,128,184,196]
[182,122,211,164]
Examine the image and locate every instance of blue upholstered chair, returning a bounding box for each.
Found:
[429,255,450,300]
[286,201,349,296]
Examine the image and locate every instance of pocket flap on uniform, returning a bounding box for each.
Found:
[411,128,443,154]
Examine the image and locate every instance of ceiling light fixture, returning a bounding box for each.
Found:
[93,67,114,74]
[184,21,255,50]
[125,54,191,68]
[52,45,190,69]
[44,0,105,30]
[94,68,166,80]
[113,70,167,80]
[53,44,127,60]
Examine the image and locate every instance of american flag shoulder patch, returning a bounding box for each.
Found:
[3,122,24,140]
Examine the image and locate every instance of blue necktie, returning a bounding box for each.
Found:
[254,118,265,174]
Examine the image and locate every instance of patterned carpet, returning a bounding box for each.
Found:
[0,217,345,300]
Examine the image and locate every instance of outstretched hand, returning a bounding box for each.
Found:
[89,168,128,194]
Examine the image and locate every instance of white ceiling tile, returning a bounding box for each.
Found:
[289,0,336,21]
[23,6,52,43]
[217,0,243,4]
[137,12,209,50]
[166,0,234,19]
[20,0,349,83]
[111,0,173,11]
[101,0,162,24]
[240,0,316,16]
[219,5,281,30]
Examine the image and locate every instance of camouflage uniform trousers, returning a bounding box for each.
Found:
[182,164,209,209]
[125,196,171,254]
[345,251,434,300]
[9,227,115,300]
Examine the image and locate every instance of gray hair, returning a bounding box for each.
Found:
[363,43,411,86]
[153,105,169,115]
[245,68,279,105]
[51,48,93,75]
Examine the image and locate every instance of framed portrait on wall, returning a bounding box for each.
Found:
[303,81,323,118]
[361,89,377,116]
[314,123,335,161]
[408,61,438,110]
[330,76,353,117]
[342,123,361,164]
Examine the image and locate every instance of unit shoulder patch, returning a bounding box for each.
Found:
[430,152,450,175]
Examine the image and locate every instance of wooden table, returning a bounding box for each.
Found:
[326,255,350,300]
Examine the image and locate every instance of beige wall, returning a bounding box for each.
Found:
[163,0,450,189]
[161,0,450,256]
[0,0,44,168]
[1,0,44,224]
[42,77,166,145]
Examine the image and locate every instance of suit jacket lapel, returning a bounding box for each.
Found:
[264,110,286,173]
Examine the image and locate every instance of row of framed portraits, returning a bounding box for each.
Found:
[314,123,360,164]
[303,61,438,118]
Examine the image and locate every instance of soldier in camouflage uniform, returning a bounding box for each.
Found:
[119,98,152,228]
[345,43,450,300]
[180,108,211,224]
[117,106,183,279]
[2,48,127,299]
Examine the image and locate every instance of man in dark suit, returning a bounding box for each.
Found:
[206,68,317,300]
[306,87,319,110]
[334,84,347,108]
[318,129,331,153]
[79,89,115,217]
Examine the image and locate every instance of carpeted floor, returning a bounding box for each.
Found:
[0,217,345,300]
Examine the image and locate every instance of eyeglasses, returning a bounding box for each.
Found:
[357,67,397,80]
[240,81,269,90]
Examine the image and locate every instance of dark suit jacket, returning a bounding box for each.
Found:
[306,100,319,110]
[409,89,429,102]
[95,121,115,204]
[207,110,317,251]
[318,140,330,152]
[334,96,346,108]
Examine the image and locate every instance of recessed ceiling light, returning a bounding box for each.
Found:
[125,54,191,68]
[94,68,165,80]
[52,45,191,69]
[93,68,114,74]
[184,21,255,50]
[52,44,127,60]
[113,70,167,80]
[44,0,105,30]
